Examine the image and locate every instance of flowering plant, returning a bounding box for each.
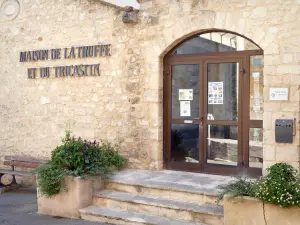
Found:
[217,163,300,208]
[253,163,300,207]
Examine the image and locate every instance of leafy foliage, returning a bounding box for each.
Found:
[253,163,300,207]
[216,177,254,204]
[216,163,300,208]
[35,131,126,196]
[35,163,67,197]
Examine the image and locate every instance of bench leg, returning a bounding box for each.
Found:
[0,173,6,187]
[11,175,17,185]
[10,165,17,185]
[0,173,17,188]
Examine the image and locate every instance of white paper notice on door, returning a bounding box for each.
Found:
[179,89,193,101]
[208,82,223,105]
[180,101,191,117]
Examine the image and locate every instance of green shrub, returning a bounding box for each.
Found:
[35,131,126,196]
[216,177,254,204]
[35,163,68,197]
[253,163,300,207]
[216,163,300,208]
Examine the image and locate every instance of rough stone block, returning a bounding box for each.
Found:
[263,145,276,161]
[38,176,103,219]
[224,196,300,225]
[275,146,299,162]
[251,7,267,18]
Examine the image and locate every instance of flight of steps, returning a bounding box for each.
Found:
[80,170,231,225]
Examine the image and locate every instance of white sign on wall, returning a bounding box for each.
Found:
[269,88,289,101]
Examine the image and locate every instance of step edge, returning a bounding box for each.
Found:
[80,206,208,225]
[94,191,223,216]
[80,208,149,224]
[107,180,218,197]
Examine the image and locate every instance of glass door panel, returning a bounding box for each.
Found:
[207,125,238,166]
[171,64,200,120]
[205,61,240,168]
[171,124,199,163]
[249,55,264,120]
[249,128,263,168]
[249,55,264,169]
[207,63,239,121]
[170,64,202,168]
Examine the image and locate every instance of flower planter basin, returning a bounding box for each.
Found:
[224,196,300,225]
[37,176,103,219]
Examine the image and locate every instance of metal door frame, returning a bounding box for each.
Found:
[163,50,263,176]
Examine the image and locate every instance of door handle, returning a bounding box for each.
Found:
[200,117,204,126]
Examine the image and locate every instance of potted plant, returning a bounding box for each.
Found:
[35,131,126,219]
[216,163,300,225]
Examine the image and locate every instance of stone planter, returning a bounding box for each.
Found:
[37,176,103,219]
[224,196,300,225]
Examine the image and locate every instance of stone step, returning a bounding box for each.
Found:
[106,170,232,205]
[106,181,218,205]
[93,190,223,225]
[80,206,209,225]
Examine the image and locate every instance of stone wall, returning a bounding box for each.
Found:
[0,0,299,173]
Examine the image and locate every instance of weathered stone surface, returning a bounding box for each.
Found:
[80,206,208,225]
[264,202,300,225]
[224,196,265,225]
[109,169,232,194]
[263,145,276,161]
[224,196,300,225]
[38,176,104,219]
[0,0,299,174]
[94,190,223,215]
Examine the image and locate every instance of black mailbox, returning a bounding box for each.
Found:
[275,119,293,143]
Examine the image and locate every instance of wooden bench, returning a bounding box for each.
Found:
[0,156,47,187]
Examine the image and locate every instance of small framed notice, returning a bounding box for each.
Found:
[179,89,193,101]
[269,88,289,101]
[180,101,191,117]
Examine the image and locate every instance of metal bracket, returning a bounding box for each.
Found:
[293,118,297,136]
[122,6,138,23]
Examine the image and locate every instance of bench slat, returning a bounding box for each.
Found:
[4,156,47,164]
[3,161,41,169]
[0,170,31,176]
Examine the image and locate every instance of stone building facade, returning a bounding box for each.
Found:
[0,0,299,175]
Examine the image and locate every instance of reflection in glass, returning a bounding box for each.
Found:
[172,32,260,55]
[207,125,238,166]
[171,124,199,163]
[207,63,238,121]
[250,56,264,120]
[172,65,200,119]
[249,128,263,168]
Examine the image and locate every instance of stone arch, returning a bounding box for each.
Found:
[151,9,276,60]
[160,29,263,59]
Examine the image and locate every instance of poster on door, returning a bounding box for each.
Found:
[180,101,191,117]
[208,82,223,105]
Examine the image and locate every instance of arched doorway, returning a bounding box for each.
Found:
[163,31,264,176]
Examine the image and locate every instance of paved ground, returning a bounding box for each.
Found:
[0,188,108,225]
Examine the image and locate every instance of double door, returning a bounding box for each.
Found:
[164,51,263,176]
